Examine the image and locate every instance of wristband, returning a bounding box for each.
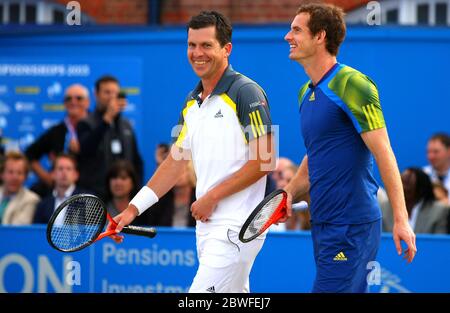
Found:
[130,186,159,215]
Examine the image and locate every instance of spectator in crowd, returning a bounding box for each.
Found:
[271,157,294,188]
[263,156,293,206]
[264,171,277,197]
[268,157,312,232]
[155,143,170,167]
[25,84,89,197]
[423,132,450,202]
[134,143,175,226]
[276,163,297,190]
[0,129,4,185]
[0,151,40,225]
[272,163,311,231]
[76,75,143,200]
[270,161,295,232]
[432,182,450,207]
[172,161,196,227]
[105,160,140,218]
[33,153,85,224]
[380,167,448,234]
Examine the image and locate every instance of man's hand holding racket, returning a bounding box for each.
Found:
[277,189,293,223]
[108,204,140,243]
[47,194,157,252]
[110,184,160,242]
[113,204,139,233]
[239,189,308,243]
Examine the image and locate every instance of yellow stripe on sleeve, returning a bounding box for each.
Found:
[255,110,266,135]
[362,105,374,130]
[248,113,258,138]
[251,111,262,136]
[369,104,382,128]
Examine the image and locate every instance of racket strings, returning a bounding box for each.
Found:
[243,194,284,240]
[50,197,105,251]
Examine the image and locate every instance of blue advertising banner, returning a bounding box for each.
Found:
[0,226,196,293]
[0,58,143,183]
[1,226,449,293]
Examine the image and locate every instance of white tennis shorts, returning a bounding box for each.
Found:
[189,227,265,293]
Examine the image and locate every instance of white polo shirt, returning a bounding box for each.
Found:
[175,65,272,233]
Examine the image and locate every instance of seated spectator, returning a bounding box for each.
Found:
[105,160,139,218]
[380,167,448,234]
[264,157,294,215]
[0,151,40,225]
[423,132,450,202]
[155,143,170,167]
[270,157,294,188]
[33,153,85,224]
[432,182,450,207]
[172,161,196,227]
[25,84,89,197]
[134,143,175,226]
[0,129,4,185]
[264,173,277,197]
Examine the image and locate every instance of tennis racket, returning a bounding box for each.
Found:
[47,194,157,252]
[239,189,308,243]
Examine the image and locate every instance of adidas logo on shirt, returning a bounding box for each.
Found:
[206,286,216,293]
[333,252,348,261]
[214,109,223,118]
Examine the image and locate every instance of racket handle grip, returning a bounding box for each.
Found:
[292,201,308,211]
[122,225,157,238]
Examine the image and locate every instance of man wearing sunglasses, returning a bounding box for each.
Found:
[25,84,90,197]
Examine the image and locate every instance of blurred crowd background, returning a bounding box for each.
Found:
[0,0,449,235]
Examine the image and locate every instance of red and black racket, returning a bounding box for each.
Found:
[239,189,308,243]
[47,194,156,252]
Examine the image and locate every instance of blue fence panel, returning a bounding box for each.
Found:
[1,226,449,293]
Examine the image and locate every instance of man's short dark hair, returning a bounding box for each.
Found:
[429,132,450,148]
[53,153,78,172]
[2,150,29,175]
[95,75,119,93]
[296,3,346,56]
[187,11,232,47]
